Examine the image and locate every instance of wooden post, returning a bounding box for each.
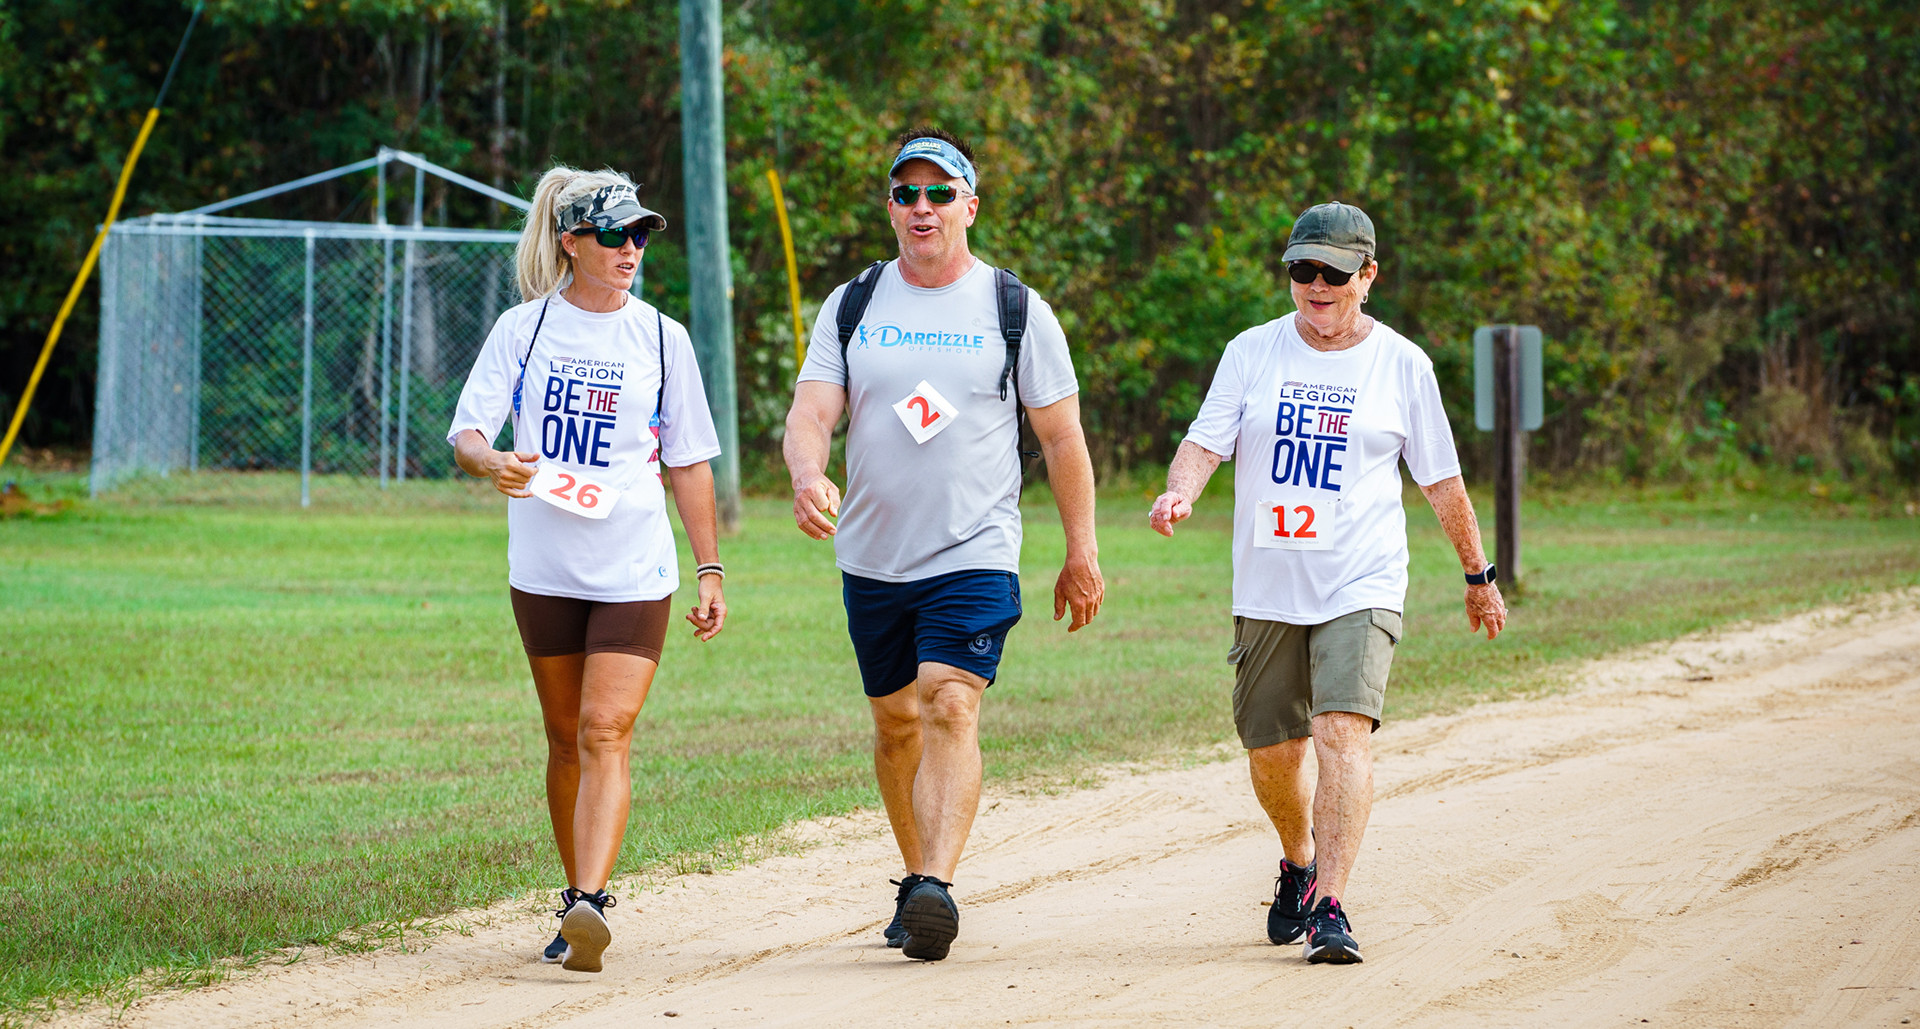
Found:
[1493,324,1522,585]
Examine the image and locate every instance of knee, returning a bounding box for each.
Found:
[576,710,634,756]
[873,709,921,751]
[918,680,981,735]
[1312,712,1373,754]
[543,719,580,764]
[1249,737,1311,776]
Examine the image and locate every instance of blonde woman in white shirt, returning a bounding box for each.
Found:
[447,166,726,973]
[1149,202,1506,966]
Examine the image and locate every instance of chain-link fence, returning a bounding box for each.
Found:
[93,215,522,502]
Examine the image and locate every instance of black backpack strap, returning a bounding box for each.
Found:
[835,260,889,381]
[993,268,1027,403]
[993,268,1041,471]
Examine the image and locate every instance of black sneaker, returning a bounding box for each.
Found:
[898,877,959,961]
[885,875,928,948]
[560,888,617,972]
[543,888,584,963]
[1267,859,1316,945]
[1301,895,1363,964]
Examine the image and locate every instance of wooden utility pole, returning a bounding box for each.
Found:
[1493,324,1523,585]
[680,0,740,531]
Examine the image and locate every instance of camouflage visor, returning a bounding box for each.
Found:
[555,182,667,234]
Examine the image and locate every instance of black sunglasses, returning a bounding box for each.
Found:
[1288,261,1357,287]
[572,224,651,249]
[890,183,970,206]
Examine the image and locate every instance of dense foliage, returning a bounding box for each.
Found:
[2,0,1915,484]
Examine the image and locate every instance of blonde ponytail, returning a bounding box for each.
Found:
[513,164,642,302]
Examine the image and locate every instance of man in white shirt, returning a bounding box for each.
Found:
[784,128,1104,961]
[1150,202,1507,964]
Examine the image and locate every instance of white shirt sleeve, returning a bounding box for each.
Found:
[1015,293,1079,409]
[1181,332,1251,459]
[447,307,526,446]
[796,284,850,388]
[658,315,723,467]
[1401,354,1462,486]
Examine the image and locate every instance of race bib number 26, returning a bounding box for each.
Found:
[1253,496,1337,551]
[528,463,623,520]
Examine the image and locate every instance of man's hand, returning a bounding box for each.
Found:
[1466,582,1507,640]
[792,474,841,539]
[1053,552,1105,632]
[687,574,727,641]
[1147,491,1193,537]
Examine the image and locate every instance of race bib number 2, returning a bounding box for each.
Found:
[1254,496,1337,551]
[892,380,959,444]
[528,463,623,520]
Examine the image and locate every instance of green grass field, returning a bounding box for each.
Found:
[1,469,1916,1020]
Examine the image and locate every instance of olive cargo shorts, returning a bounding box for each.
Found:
[1228,609,1403,749]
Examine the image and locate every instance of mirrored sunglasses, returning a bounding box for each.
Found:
[890,183,969,206]
[573,224,651,249]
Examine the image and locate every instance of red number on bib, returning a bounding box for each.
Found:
[549,472,577,501]
[1270,504,1317,539]
[577,483,601,509]
[907,396,940,428]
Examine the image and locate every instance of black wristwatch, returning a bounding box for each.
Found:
[1465,563,1497,586]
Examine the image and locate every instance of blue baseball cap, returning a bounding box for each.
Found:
[888,137,977,191]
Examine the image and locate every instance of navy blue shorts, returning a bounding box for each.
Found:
[842,569,1023,697]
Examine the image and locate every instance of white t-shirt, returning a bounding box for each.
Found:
[447,292,722,602]
[797,260,1080,582]
[1183,315,1460,624]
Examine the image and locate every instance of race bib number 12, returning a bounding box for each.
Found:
[892,380,959,444]
[528,463,623,520]
[1253,496,1337,551]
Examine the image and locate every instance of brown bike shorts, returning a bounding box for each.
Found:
[509,587,672,662]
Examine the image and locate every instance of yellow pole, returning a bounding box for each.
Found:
[0,107,162,469]
[766,168,807,373]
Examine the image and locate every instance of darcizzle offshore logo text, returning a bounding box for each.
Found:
[1272,380,1356,493]
[854,323,987,352]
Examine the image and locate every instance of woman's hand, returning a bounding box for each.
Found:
[453,430,538,497]
[1148,491,1193,537]
[1465,582,1507,640]
[488,449,540,498]
[687,573,727,641]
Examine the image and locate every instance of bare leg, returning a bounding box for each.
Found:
[1247,736,1316,866]
[570,652,658,891]
[869,685,925,872]
[1308,711,1374,905]
[530,653,588,886]
[912,662,987,882]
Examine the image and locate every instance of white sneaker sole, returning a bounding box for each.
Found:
[560,904,611,972]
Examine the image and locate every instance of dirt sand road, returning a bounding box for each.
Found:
[62,594,1920,1028]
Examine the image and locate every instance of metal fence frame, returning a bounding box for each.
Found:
[91,150,529,504]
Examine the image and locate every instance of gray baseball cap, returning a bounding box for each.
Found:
[1281,202,1375,273]
[556,182,667,234]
